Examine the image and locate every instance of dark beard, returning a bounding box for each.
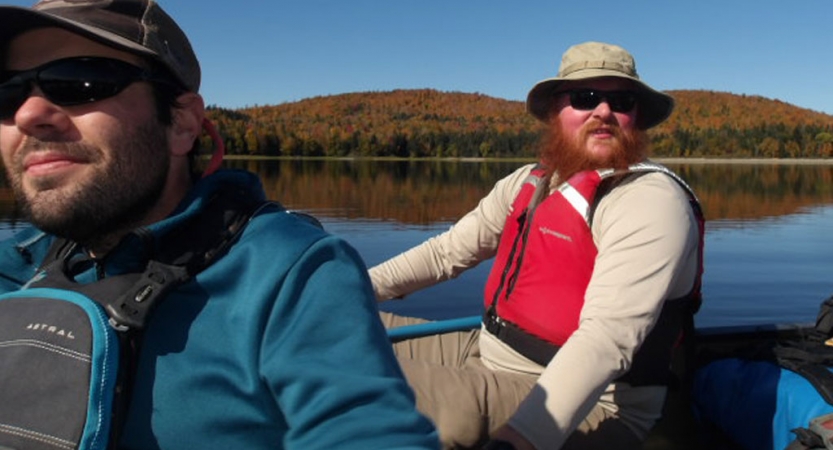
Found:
[11,121,170,247]
[538,117,648,183]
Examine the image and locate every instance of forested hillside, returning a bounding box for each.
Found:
[654,91,833,157]
[204,89,833,159]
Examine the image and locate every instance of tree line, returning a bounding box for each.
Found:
[204,89,833,159]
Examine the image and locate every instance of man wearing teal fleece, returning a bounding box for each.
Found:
[0,1,438,449]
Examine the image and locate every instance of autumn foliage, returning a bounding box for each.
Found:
[205,89,833,159]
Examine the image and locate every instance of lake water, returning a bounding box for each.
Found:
[2,159,833,329]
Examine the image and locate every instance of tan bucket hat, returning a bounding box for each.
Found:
[0,0,200,93]
[526,41,673,129]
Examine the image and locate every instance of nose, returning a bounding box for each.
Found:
[11,88,72,137]
[591,99,613,119]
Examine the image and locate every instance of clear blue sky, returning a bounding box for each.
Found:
[6,0,833,115]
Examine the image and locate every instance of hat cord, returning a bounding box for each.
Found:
[201,118,224,177]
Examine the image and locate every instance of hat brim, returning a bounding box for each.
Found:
[526,70,674,129]
[0,6,158,64]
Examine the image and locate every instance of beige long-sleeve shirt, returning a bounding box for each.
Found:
[369,162,701,449]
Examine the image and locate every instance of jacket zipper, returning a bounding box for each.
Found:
[503,202,537,301]
[490,205,534,307]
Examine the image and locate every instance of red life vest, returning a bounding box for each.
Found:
[483,163,704,382]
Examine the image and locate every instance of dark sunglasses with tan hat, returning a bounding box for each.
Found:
[526,41,674,129]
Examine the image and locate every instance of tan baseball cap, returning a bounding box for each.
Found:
[526,41,673,129]
[0,0,200,93]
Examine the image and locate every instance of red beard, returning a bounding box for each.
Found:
[538,118,648,183]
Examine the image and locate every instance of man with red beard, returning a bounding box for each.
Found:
[371,41,704,450]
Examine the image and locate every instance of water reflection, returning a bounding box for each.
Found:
[226,159,520,224]
[1,159,832,225]
[669,163,833,224]
[228,159,833,225]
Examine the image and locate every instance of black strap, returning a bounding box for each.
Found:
[483,309,558,367]
[811,294,833,343]
[32,185,267,330]
[787,427,825,450]
[484,302,692,386]
[773,342,833,405]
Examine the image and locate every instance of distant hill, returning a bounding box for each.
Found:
[205,89,833,159]
[661,90,833,131]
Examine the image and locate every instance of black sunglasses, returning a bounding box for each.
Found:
[0,56,176,120]
[564,89,638,113]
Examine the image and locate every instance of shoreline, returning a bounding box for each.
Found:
[654,157,833,165]
[222,155,833,165]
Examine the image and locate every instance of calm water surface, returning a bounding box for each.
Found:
[325,206,833,328]
[2,159,832,329]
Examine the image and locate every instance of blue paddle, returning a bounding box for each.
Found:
[387,315,482,342]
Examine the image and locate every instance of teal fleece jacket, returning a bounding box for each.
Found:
[0,169,438,450]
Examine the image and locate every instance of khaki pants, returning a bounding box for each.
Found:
[381,312,643,450]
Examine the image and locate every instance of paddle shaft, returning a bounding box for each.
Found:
[387,315,481,342]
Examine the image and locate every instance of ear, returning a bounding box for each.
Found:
[169,92,205,157]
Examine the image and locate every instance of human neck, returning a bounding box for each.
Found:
[85,173,194,258]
